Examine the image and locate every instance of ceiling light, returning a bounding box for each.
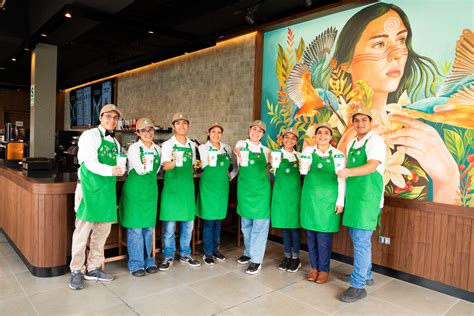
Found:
[11,57,16,62]
[304,0,312,7]
[41,33,47,37]
[0,67,5,70]
[64,12,72,18]
[244,10,254,25]
[24,47,30,51]
[148,30,155,34]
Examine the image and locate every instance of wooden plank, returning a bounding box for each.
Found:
[430,213,442,280]
[423,208,434,279]
[444,215,456,285]
[415,209,427,278]
[452,217,464,288]
[436,214,449,283]
[469,219,474,292]
[459,218,471,290]
[42,195,54,267]
[37,194,45,266]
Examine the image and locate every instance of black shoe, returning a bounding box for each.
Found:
[287,258,301,273]
[145,266,158,274]
[340,287,367,303]
[131,269,146,277]
[237,255,251,264]
[340,274,374,286]
[180,256,201,267]
[278,257,291,271]
[159,258,173,271]
[246,262,261,275]
[213,250,226,261]
[203,255,215,265]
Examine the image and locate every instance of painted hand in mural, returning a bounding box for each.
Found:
[386,114,460,204]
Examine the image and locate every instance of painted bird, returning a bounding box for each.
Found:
[287,27,340,126]
[403,29,474,129]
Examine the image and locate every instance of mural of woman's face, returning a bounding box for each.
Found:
[344,10,409,95]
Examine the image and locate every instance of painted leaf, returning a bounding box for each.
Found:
[443,129,464,161]
[296,38,305,63]
[407,164,427,180]
[398,185,426,199]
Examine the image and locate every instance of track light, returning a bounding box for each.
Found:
[304,0,312,7]
[245,9,254,25]
[64,12,72,18]
[41,33,47,37]
[11,57,16,62]
[148,30,155,34]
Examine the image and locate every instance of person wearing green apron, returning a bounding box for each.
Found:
[119,118,161,277]
[300,123,346,284]
[196,122,237,265]
[159,112,201,271]
[235,120,271,274]
[69,104,125,290]
[337,107,386,303]
[270,127,302,273]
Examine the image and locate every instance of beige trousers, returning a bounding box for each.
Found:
[69,183,113,273]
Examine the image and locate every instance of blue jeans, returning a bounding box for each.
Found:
[241,217,270,264]
[306,230,332,272]
[127,228,156,272]
[282,228,300,258]
[202,220,221,257]
[163,221,193,260]
[349,227,373,289]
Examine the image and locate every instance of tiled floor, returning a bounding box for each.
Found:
[0,232,472,315]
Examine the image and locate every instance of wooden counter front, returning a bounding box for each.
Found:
[0,164,77,277]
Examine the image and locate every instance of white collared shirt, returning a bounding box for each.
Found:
[281,148,300,162]
[198,141,238,180]
[345,130,386,208]
[235,139,270,163]
[77,125,121,177]
[161,135,196,165]
[302,145,346,206]
[127,139,161,175]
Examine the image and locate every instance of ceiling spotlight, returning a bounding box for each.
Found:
[24,47,30,51]
[11,57,16,62]
[0,67,5,70]
[245,9,255,25]
[304,0,312,7]
[148,30,155,34]
[41,33,47,37]
[64,12,72,18]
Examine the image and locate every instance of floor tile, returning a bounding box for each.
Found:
[82,303,138,315]
[278,278,347,314]
[128,285,223,315]
[371,279,458,315]
[103,270,183,302]
[29,283,123,315]
[0,275,25,302]
[445,300,474,316]
[189,271,273,309]
[0,257,13,276]
[5,255,28,273]
[15,271,70,296]
[227,291,326,315]
[166,258,230,284]
[329,261,393,293]
[0,296,37,315]
[0,242,16,257]
[248,258,305,290]
[334,296,417,315]
[103,260,130,276]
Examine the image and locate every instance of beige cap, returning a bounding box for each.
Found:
[136,117,154,130]
[100,104,122,118]
[207,122,224,132]
[249,120,266,132]
[315,122,333,135]
[282,127,298,138]
[172,112,189,124]
[349,106,372,119]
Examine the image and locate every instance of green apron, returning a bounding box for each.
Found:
[343,139,383,231]
[160,143,195,221]
[196,147,231,220]
[270,152,301,228]
[300,149,340,232]
[119,146,160,228]
[77,128,118,222]
[237,143,271,219]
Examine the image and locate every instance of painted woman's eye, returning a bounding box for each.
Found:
[397,36,407,45]
[372,41,385,49]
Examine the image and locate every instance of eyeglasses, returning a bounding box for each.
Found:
[138,128,154,135]
[102,113,120,122]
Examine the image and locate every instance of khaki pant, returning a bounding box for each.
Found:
[69,183,113,273]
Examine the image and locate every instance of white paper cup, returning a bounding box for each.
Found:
[175,151,184,167]
[240,150,249,167]
[334,155,345,174]
[117,154,127,173]
[271,151,282,169]
[144,152,154,172]
[209,150,218,167]
[300,155,311,175]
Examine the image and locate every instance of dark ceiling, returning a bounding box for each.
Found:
[0,0,341,89]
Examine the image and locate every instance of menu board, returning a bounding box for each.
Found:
[70,79,115,128]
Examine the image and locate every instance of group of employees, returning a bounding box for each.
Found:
[69,103,386,304]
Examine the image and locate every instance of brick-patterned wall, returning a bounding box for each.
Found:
[117,33,256,147]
